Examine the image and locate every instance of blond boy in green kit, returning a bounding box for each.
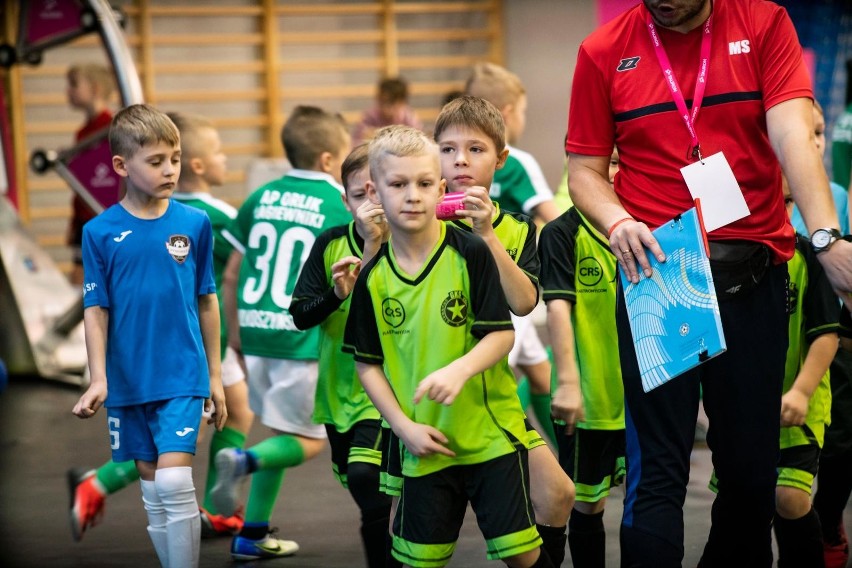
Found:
[344,125,552,568]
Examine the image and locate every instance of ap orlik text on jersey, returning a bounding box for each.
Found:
[238,188,331,332]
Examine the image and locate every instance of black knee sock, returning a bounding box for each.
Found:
[345,462,398,568]
[537,523,567,567]
[773,508,825,568]
[568,509,606,568]
[529,547,555,568]
[814,452,852,544]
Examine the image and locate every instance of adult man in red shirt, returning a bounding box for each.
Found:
[565,0,852,566]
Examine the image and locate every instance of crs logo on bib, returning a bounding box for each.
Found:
[578,256,604,287]
[382,298,406,328]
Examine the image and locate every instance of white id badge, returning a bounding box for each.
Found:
[680,152,750,232]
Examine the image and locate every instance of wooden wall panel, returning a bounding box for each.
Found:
[5,0,502,274]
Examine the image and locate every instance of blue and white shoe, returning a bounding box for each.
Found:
[231,531,299,561]
[210,448,249,517]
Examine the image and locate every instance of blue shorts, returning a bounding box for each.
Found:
[107,397,204,463]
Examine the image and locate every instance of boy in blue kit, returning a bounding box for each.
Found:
[72,104,227,568]
[433,95,572,566]
[212,105,352,561]
[290,143,398,568]
[344,125,553,568]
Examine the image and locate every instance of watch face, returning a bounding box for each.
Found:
[813,230,831,248]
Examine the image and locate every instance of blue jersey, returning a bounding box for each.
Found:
[82,200,216,407]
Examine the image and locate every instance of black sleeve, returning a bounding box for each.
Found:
[342,255,384,364]
[539,208,579,303]
[800,239,841,342]
[291,229,345,330]
[463,233,514,339]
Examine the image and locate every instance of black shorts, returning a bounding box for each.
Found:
[325,419,383,489]
[556,426,626,503]
[392,450,541,567]
[380,427,403,496]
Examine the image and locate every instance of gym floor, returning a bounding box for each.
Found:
[1,376,850,567]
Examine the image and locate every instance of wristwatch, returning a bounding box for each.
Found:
[810,228,842,254]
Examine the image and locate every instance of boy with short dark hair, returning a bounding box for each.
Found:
[344,125,552,568]
[212,105,352,561]
[72,103,227,568]
[290,143,397,567]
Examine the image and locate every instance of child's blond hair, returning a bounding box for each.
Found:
[465,62,525,111]
[367,125,438,181]
[109,104,180,158]
[68,63,116,100]
[433,95,506,153]
[166,111,215,170]
[281,105,349,170]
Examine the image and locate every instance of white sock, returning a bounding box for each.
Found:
[141,479,169,567]
[155,466,200,568]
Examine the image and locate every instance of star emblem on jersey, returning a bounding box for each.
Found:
[166,235,191,264]
[441,291,468,327]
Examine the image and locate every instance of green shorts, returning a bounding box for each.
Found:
[392,450,541,568]
[556,427,626,503]
[325,419,383,489]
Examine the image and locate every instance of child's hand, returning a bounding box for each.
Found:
[551,381,585,435]
[72,383,107,419]
[780,389,808,427]
[398,422,456,457]
[206,384,228,431]
[455,186,495,236]
[413,368,467,406]
[354,196,387,244]
[331,256,362,300]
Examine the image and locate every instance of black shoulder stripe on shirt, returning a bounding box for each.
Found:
[614,91,762,122]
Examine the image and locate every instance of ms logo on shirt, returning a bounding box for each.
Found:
[441,290,468,327]
[166,235,191,264]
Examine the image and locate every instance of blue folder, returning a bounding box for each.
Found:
[620,206,726,392]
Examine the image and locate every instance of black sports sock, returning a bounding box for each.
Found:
[568,509,606,568]
[773,508,825,568]
[529,547,555,568]
[537,523,567,567]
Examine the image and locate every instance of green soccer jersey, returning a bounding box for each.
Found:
[489,145,554,216]
[831,103,852,191]
[447,204,540,295]
[290,222,380,431]
[783,235,840,427]
[223,170,351,359]
[172,191,236,357]
[539,207,624,430]
[343,223,529,477]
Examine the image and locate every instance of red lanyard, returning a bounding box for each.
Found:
[646,11,712,161]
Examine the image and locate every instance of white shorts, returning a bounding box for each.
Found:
[221,346,246,388]
[243,355,327,439]
[508,312,549,369]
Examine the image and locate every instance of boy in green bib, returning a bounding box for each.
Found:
[344,125,553,568]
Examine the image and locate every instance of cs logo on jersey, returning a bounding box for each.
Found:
[578,257,604,287]
[382,298,406,328]
[441,290,468,327]
[166,235,191,264]
[617,56,640,72]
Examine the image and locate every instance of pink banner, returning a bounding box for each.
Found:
[598,0,641,25]
[25,0,87,46]
[66,137,121,209]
